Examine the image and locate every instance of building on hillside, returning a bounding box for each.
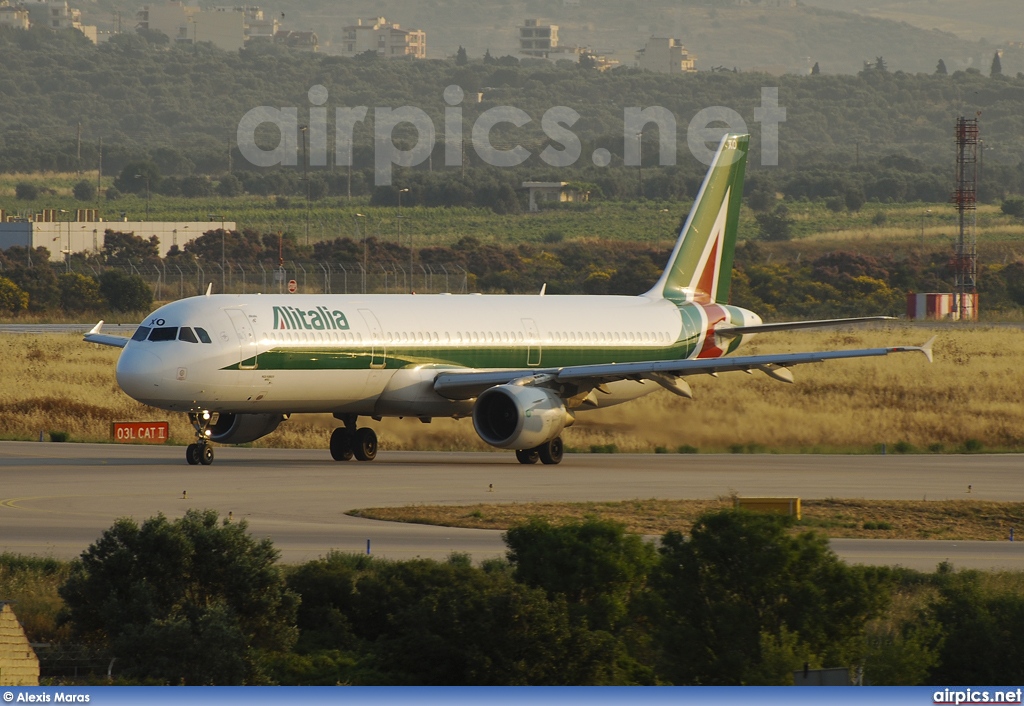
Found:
[519,18,558,58]
[0,216,237,261]
[0,3,31,30]
[274,29,318,51]
[136,2,281,52]
[340,17,425,59]
[636,37,696,73]
[0,603,40,687]
[20,0,96,41]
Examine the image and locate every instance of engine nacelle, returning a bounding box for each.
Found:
[208,413,285,444]
[472,385,572,450]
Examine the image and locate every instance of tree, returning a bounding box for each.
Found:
[874,56,887,71]
[72,180,96,201]
[102,230,160,267]
[114,161,161,195]
[15,182,38,200]
[1001,197,1024,218]
[58,510,298,685]
[456,45,468,65]
[504,518,656,634]
[217,173,243,197]
[0,276,29,313]
[98,269,153,312]
[811,61,820,75]
[58,272,104,312]
[991,51,1002,76]
[756,205,793,241]
[650,510,885,685]
[936,59,948,75]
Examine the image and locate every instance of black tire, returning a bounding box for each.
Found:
[353,427,377,462]
[186,443,200,465]
[200,445,214,465]
[330,428,354,461]
[539,437,563,465]
[515,448,540,464]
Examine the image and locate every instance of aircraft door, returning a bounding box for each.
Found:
[522,318,541,367]
[226,308,258,370]
[358,309,386,369]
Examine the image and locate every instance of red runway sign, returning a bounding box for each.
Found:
[112,421,170,444]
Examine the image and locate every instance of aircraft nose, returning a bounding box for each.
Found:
[116,348,165,402]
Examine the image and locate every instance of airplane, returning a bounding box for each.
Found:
[85,133,933,466]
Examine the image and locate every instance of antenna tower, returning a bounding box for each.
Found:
[951,115,978,321]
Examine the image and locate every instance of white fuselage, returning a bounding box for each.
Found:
[115,293,759,419]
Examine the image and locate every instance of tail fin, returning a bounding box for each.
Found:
[645,133,749,304]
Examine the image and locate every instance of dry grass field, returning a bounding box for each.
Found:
[1,324,1022,453]
[348,498,1024,541]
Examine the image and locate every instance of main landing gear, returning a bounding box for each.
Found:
[330,414,378,462]
[515,436,564,465]
[186,411,215,466]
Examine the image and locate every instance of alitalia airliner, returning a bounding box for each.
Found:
[86,134,932,465]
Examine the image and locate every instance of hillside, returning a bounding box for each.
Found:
[79,0,1021,75]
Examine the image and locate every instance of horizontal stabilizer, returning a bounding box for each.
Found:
[717,316,896,338]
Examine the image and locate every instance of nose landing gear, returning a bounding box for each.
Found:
[186,411,215,466]
[331,414,378,462]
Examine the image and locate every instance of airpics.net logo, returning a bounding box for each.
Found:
[236,85,786,186]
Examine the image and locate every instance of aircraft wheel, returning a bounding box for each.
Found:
[200,445,214,466]
[515,448,540,464]
[539,437,563,465]
[186,443,200,465]
[353,427,377,462]
[330,428,354,461]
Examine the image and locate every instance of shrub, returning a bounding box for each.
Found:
[15,182,39,200]
[73,180,97,201]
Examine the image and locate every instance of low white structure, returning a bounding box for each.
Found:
[522,181,589,212]
[0,220,236,262]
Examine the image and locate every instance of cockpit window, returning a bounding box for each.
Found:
[178,327,199,343]
[148,327,178,342]
[195,327,212,344]
[131,326,151,342]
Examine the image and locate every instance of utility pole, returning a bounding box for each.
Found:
[301,125,310,246]
[398,188,410,290]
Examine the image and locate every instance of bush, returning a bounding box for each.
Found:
[1001,197,1024,218]
[98,269,153,312]
[15,182,39,200]
[73,180,97,201]
[0,276,29,313]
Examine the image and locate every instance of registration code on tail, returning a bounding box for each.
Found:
[111,421,170,444]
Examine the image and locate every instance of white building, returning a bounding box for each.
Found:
[20,0,97,42]
[0,218,236,262]
[340,17,425,59]
[636,37,696,74]
[519,18,558,58]
[136,2,277,52]
[0,4,30,30]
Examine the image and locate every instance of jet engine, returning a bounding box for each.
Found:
[207,413,286,444]
[472,385,573,450]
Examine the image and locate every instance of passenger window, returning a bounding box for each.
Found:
[195,327,212,344]
[148,327,178,342]
[131,326,151,342]
[178,327,199,343]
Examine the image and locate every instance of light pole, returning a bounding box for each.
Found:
[58,209,70,272]
[355,213,367,293]
[209,213,225,292]
[920,209,931,246]
[397,188,410,291]
[635,131,643,199]
[134,173,151,219]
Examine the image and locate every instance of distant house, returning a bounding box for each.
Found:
[340,17,425,59]
[0,603,40,687]
[274,29,318,51]
[522,182,589,212]
[636,37,696,74]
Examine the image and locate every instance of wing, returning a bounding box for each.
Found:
[83,321,130,348]
[433,337,935,401]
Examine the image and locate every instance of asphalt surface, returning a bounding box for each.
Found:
[1,441,1022,570]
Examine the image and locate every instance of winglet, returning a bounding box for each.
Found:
[205,282,213,297]
[894,335,935,363]
[88,320,105,335]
